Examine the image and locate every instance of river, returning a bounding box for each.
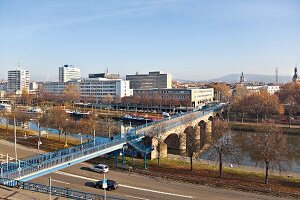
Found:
[1,117,299,173]
[200,130,300,173]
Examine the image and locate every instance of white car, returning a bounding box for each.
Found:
[90,164,109,173]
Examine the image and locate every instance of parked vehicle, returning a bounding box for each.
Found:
[0,104,12,112]
[95,180,118,191]
[90,164,109,173]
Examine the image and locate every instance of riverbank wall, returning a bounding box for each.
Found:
[229,122,300,135]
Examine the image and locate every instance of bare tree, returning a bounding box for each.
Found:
[99,117,119,138]
[209,120,239,178]
[185,126,200,171]
[50,107,70,141]
[242,123,288,184]
[39,110,53,138]
[284,96,298,127]
[19,88,34,106]
[15,109,31,138]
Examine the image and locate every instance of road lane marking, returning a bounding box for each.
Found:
[119,184,193,199]
[51,179,70,185]
[125,195,150,200]
[55,171,193,199]
[55,171,98,181]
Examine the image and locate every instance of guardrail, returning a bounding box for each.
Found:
[133,104,223,135]
[0,178,124,200]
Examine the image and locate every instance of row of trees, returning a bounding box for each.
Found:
[209,120,288,184]
[231,91,284,123]
[0,107,120,147]
[229,82,300,123]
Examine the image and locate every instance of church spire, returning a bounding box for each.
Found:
[240,72,245,85]
[292,66,299,83]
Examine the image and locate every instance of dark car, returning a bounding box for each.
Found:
[95,180,118,191]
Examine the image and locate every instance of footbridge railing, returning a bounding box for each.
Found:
[1,137,128,181]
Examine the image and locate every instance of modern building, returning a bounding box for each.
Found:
[265,85,280,94]
[7,68,30,93]
[59,64,80,82]
[42,78,132,102]
[29,81,39,91]
[0,81,7,91]
[88,73,120,79]
[245,85,280,94]
[292,67,300,83]
[126,71,172,89]
[80,78,132,102]
[133,88,214,109]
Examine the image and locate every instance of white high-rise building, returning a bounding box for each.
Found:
[42,78,133,102]
[8,68,30,93]
[59,64,80,82]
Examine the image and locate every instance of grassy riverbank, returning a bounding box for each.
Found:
[0,125,80,151]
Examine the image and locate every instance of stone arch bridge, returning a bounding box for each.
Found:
[135,106,225,159]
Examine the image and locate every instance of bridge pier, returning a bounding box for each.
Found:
[194,125,201,152]
[199,121,206,148]
[179,134,186,156]
[206,120,212,143]
[151,138,168,160]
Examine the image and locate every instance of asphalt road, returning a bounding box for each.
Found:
[0,140,290,200]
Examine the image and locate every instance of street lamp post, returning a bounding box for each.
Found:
[49,177,52,200]
[37,121,42,154]
[93,130,96,146]
[14,117,17,161]
[103,172,107,200]
[0,165,3,179]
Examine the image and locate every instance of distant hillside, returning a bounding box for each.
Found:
[209,74,291,84]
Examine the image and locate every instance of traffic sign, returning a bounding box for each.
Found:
[102,179,107,189]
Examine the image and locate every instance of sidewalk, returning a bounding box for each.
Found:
[0,185,68,200]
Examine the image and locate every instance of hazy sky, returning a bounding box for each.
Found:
[0,0,299,81]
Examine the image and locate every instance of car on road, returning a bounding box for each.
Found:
[90,164,109,173]
[95,180,118,191]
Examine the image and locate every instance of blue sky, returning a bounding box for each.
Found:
[0,0,299,81]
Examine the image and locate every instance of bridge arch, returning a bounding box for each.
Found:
[164,133,180,155]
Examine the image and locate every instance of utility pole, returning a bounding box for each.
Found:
[275,67,278,84]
